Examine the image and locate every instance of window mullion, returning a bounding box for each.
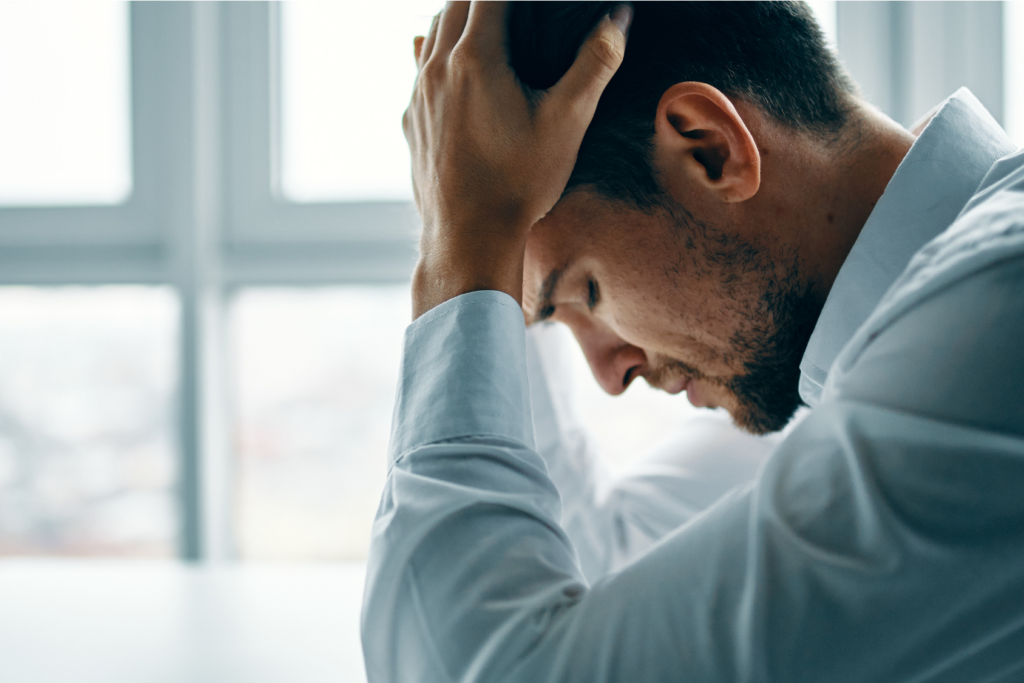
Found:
[133,0,232,562]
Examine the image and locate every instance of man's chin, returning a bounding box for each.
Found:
[684,379,708,407]
[725,381,804,436]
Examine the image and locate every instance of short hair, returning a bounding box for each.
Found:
[508,1,857,208]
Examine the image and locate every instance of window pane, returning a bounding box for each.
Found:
[1005,0,1024,147]
[0,1,132,206]
[280,1,442,203]
[231,287,410,560]
[0,287,178,556]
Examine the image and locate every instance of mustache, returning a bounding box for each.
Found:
[643,356,723,391]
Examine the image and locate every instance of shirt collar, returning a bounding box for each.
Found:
[798,88,1018,406]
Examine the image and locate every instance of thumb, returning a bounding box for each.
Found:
[547,4,631,119]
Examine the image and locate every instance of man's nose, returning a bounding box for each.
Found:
[571,323,647,396]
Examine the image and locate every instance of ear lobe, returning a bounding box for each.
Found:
[654,82,761,203]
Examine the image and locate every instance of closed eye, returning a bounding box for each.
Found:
[587,279,600,310]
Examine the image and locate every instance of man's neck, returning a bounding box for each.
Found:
[807,104,916,302]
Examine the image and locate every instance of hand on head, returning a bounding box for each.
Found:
[404,1,632,319]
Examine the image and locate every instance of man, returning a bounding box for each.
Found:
[363,2,1024,681]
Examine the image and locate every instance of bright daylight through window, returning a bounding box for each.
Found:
[0,1,132,206]
[0,287,178,556]
[280,1,443,202]
[231,286,410,560]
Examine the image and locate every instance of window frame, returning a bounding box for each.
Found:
[221,2,418,286]
[0,4,166,285]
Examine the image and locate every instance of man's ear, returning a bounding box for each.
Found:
[653,82,760,203]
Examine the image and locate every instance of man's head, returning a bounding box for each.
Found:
[511,2,870,434]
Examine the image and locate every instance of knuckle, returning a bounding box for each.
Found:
[586,33,624,72]
[449,41,483,70]
[421,59,444,81]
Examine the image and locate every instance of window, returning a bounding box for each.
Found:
[0,1,132,206]
[280,1,441,202]
[836,2,1005,129]
[0,287,177,556]
[231,286,409,560]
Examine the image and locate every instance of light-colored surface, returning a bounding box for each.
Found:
[0,559,367,683]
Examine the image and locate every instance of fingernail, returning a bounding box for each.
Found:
[610,3,633,38]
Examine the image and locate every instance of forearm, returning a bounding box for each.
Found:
[364,292,582,681]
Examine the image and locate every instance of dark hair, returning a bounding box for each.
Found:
[508,1,857,208]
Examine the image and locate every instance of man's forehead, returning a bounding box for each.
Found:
[524,194,593,265]
[522,189,629,322]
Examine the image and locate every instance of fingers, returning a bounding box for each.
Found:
[419,12,440,68]
[547,4,631,119]
[464,1,508,57]
[414,35,425,63]
[434,1,471,59]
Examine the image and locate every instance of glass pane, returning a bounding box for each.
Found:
[280,1,442,202]
[231,287,410,560]
[0,1,132,206]
[0,287,178,556]
[1005,0,1024,147]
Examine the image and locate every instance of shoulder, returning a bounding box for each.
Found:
[882,149,1024,324]
[823,153,1024,434]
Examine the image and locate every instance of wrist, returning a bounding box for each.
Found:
[411,247,525,320]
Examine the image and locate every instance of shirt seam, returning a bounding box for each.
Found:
[389,432,535,474]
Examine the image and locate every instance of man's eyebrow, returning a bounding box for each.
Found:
[532,266,565,324]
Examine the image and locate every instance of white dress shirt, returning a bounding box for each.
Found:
[799,89,1019,405]
[363,89,1024,682]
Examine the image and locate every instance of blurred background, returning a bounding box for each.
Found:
[0,0,1020,679]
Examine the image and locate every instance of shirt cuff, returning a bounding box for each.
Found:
[388,290,535,463]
